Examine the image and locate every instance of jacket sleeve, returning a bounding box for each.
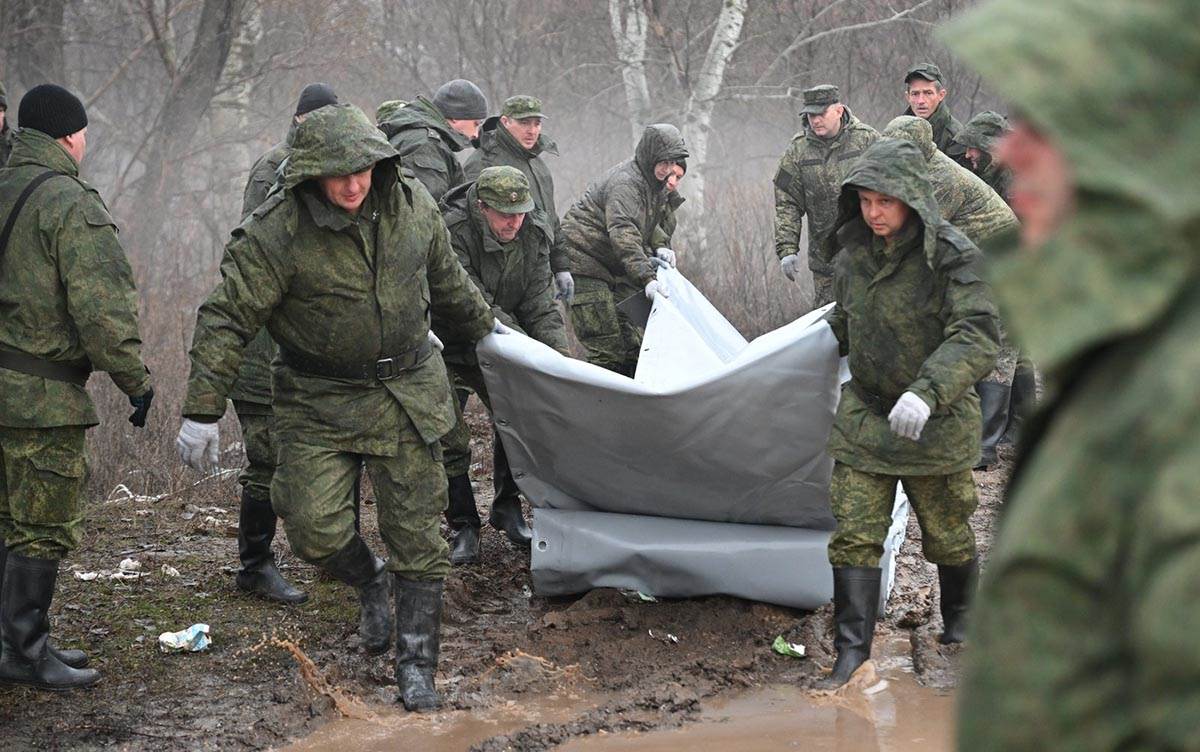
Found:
[57,196,149,398]
[515,237,569,355]
[548,208,569,274]
[240,154,275,220]
[773,144,806,260]
[406,141,454,202]
[603,181,656,288]
[427,214,495,344]
[449,231,520,331]
[825,263,849,356]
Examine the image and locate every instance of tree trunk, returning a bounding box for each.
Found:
[608,0,652,146]
[3,0,67,91]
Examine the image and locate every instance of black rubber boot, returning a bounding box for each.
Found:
[394,576,443,712]
[1003,365,1037,445]
[488,432,531,547]
[937,557,978,645]
[236,490,308,604]
[320,537,393,655]
[814,567,881,690]
[0,541,87,669]
[0,554,99,690]
[445,474,481,566]
[974,381,1011,470]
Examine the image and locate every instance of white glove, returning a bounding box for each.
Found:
[176,418,220,472]
[427,330,444,351]
[654,247,677,268]
[888,392,932,441]
[645,279,670,300]
[554,271,575,303]
[492,319,513,335]
[780,253,802,282]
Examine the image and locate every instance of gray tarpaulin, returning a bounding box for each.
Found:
[478,268,907,610]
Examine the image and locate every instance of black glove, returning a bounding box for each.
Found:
[128,388,154,428]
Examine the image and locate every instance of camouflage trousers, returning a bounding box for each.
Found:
[569,275,643,377]
[233,402,275,504]
[828,461,977,568]
[0,426,87,559]
[811,269,835,310]
[272,413,449,581]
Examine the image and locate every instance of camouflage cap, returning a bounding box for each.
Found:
[476,166,534,214]
[502,95,546,120]
[904,62,945,86]
[800,84,840,115]
[956,111,1011,152]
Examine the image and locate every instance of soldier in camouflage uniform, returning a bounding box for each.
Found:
[562,124,688,376]
[0,82,11,167]
[177,104,496,712]
[0,85,153,690]
[883,115,1019,469]
[376,79,488,202]
[901,63,969,167]
[229,83,339,606]
[465,96,572,302]
[945,2,1200,748]
[815,138,1000,688]
[434,167,569,563]
[773,85,879,308]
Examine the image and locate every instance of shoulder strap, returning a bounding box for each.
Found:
[0,171,62,264]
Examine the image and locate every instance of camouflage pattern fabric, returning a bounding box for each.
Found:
[821,139,1000,476]
[569,275,643,377]
[0,128,150,428]
[377,97,469,202]
[772,107,878,301]
[0,426,87,558]
[0,128,10,168]
[561,124,687,290]
[902,98,968,165]
[828,462,977,567]
[233,405,274,503]
[464,114,569,273]
[943,1,1200,749]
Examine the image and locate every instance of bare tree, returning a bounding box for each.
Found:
[609,0,653,145]
[2,0,67,88]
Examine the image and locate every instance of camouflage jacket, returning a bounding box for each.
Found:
[0,129,149,428]
[184,105,494,454]
[976,159,1012,204]
[561,124,688,288]
[0,125,11,167]
[464,118,568,273]
[773,110,879,274]
[946,1,1200,749]
[883,116,1017,247]
[377,98,469,202]
[823,139,1000,475]
[903,101,968,166]
[435,182,568,366]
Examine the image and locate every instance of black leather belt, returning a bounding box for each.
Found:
[279,339,432,381]
[0,349,91,387]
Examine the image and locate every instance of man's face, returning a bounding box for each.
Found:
[858,188,912,240]
[0,108,6,131]
[807,103,844,138]
[995,119,1075,248]
[479,203,525,242]
[318,167,373,214]
[502,115,543,150]
[59,127,87,164]
[905,78,947,119]
[654,162,685,192]
[965,146,986,170]
[447,118,484,141]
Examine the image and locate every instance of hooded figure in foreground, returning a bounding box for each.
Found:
[817,138,1000,688]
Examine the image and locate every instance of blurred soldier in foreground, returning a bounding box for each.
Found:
[376,79,488,202]
[0,85,153,689]
[817,138,999,689]
[901,63,968,166]
[562,124,688,376]
[466,96,572,302]
[883,115,1018,469]
[435,167,569,562]
[227,83,339,606]
[0,82,11,166]
[944,1,1200,748]
[177,104,496,711]
[774,85,879,308]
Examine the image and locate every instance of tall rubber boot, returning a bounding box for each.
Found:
[445,474,481,565]
[814,567,881,690]
[0,541,87,669]
[937,557,978,644]
[236,489,308,604]
[488,431,531,547]
[394,576,443,712]
[320,537,393,655]
[1003,365,1037,445]
[974,381,1011,470]
[0,554,99,690]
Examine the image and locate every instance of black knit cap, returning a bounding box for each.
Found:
[18,84,88,139]
[295,83,338,117]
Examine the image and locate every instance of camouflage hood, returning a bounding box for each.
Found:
[634,124,689,184]
[377,97,470,153]
[821,138,943,266]
[281,104,397,189]
[882,116,937,161]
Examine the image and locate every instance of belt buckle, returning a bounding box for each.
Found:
[375,357,398,381]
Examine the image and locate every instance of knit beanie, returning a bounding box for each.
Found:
[18,84,88,139]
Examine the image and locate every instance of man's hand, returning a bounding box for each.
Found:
[654,247,677,268]
[888,392,932,441]
[492,319,513,335]
[427,330,444,352]
[127,388,154,428]
[780,254,802,282]
[176,418,220,472]
[554,271,575,303]
[645,279,670,300]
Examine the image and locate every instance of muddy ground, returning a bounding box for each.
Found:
[0,401,1012,751]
